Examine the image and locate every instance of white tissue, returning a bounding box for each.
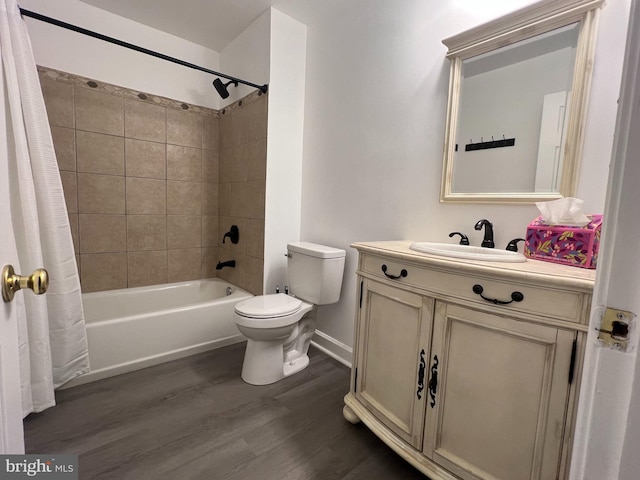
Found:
[535,197,590,226]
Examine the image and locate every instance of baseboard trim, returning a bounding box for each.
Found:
[311,330,352,368]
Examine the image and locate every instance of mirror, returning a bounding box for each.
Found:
[440,0,602,203]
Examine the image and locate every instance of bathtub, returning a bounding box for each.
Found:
[63,279,253,388]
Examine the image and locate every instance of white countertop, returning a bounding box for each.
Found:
[351,240,597,292]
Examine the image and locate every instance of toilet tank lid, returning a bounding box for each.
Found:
[287,242,346,259]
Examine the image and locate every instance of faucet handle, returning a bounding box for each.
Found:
[505,238,525,252]
[222,225,239,244]
[448,232,470,245]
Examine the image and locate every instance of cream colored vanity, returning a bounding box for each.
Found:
[343,241,595,480]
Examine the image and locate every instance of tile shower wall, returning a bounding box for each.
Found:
[217,96,267,295]
[40,68,266,295]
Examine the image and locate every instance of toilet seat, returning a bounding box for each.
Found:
[235,294,311,329]
[236,293,302,318]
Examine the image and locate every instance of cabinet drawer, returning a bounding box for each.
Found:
[360,254,585,323]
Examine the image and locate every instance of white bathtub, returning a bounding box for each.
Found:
[64,279,253,388]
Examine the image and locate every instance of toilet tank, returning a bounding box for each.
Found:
[287,242,346,305]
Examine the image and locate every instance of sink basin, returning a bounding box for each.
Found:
[409,242,526,262]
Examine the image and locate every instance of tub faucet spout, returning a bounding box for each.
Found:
[216,260,236,270]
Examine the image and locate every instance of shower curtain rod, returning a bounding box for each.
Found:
[19,7,269,94]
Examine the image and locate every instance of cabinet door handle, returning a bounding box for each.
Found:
[416,349,426,399]
[472,284,524,305]
[381,264,408,280]
[428,355,439,408]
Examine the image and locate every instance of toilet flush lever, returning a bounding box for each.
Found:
[2,264,49,303]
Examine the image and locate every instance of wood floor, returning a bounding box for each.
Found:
[24,343,428,480]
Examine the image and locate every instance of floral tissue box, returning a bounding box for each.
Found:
[524,215,603,269]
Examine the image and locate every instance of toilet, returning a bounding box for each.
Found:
[234,242,346,385]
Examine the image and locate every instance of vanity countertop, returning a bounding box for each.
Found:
[352,240,596,292]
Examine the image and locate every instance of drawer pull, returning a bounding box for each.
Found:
[381,264,408,280]
[472,284,524,305]
[416,349,426,400]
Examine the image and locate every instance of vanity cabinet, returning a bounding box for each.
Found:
[343,241,595,480]
[355,279,433,449]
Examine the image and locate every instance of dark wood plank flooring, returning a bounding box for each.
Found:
[24,343,428,480]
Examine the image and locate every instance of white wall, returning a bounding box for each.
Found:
[263,9,307,294]
[20,0,221,108]
[220,10,271,107]
[300,0,630,353]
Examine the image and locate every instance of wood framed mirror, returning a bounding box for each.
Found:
[440,0,603,203]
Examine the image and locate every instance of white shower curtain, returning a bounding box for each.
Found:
[0,0,89,415]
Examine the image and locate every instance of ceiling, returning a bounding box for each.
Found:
[80,0,335,52]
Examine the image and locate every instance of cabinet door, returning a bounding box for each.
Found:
[424,302,576,480]
[355,279,434,448]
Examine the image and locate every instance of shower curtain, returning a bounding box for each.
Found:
[0,0,89,415]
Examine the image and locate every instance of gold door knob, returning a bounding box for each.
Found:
[2,264,49,303]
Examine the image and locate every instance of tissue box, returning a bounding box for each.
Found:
[524,215,603,269]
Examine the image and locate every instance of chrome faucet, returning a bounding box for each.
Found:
[474,219,494,248]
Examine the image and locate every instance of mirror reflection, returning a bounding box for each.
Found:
[452,23,580,194]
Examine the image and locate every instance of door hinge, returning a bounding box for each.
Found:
[359,280,363,308]
[568,336,577,385]
[353,367,358,392]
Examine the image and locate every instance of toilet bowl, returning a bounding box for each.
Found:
[235,293,315,385]
[233,242,346,385]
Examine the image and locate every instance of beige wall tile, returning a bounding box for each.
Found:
[203,115,219,149]
[125,139,166,179]
[125,100,166,143]
[128,250,168,287]
[126,177,166,214]
[69,213,79,254]
[218,183,232,217]
[127,215,166,251]
[76,131,124,175]
[80,252,127,292]
[202,182,218,216]
[167,180,200,215]
[59,171,78,214]
[41,78,74,128]
[77,173,125,214]
[245,219,264,259]
[75,87,124,136]
[79,214,126,253]
[202,247,219,278]
[247,138,267,181]
[244,255,264,295]
[227,110,249,148]
[246,96,268,142]
[167,145,201,182]
[42,71,269,293]
[245,180,265,219]
[202,148,219,184]
[51,126,76,171]
[167,248,201,283]
[229,182,248,218]
[219,144,247,183]
[166,109,202,148]
[219,112,232,151]
[202,215,218,247]
[167,215,201,249]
